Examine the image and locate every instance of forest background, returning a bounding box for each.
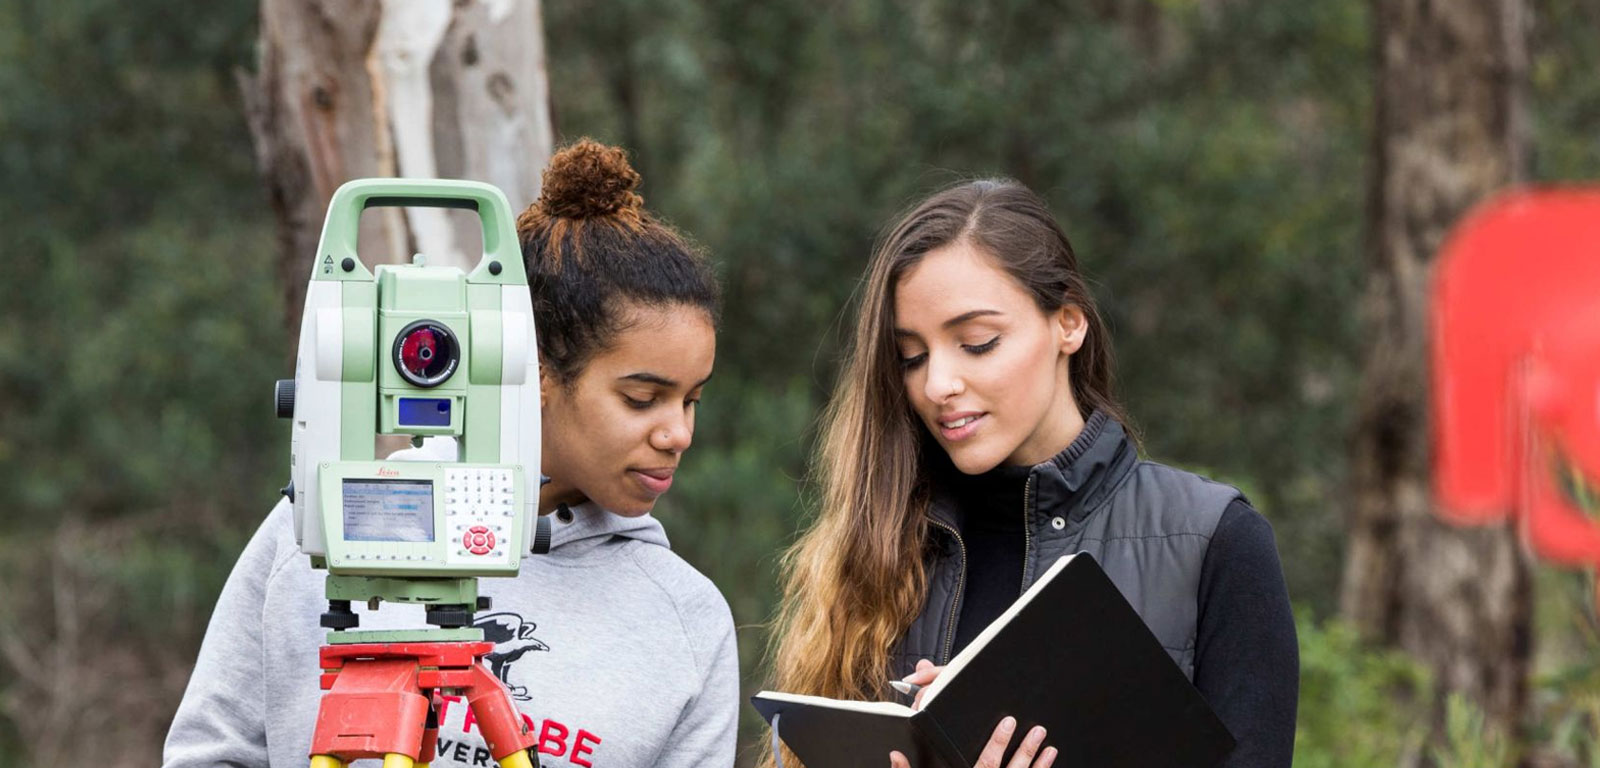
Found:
[2,0,1600,766]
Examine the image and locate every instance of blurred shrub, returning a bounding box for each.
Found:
[1537,661,1600,768]
[1526,566,1600,767]
[0,0,273,763]
[1294,608,1430,768]
[1431,693,1516,768]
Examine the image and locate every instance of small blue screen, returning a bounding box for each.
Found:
[398,397,452,427]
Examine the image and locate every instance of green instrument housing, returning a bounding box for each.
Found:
[285,178,543,644]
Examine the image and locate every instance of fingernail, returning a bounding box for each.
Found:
[1044,747,1058,760]
[1030,725,1047,741]
[1001,716,1016,735]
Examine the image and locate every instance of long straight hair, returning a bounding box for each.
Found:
[767,180,1128,739]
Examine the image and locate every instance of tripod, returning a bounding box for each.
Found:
[309,639,539,768]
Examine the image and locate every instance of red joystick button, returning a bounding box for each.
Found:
[462,525,496,555]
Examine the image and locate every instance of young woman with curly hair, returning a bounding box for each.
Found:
[165,140,738,768]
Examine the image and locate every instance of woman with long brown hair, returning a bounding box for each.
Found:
[768,179,1297,767]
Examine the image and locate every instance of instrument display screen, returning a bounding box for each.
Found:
[342,478,435,542]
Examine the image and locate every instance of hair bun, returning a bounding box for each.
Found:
[535,138,644,221]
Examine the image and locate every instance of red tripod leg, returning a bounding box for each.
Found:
[464,663,538,766]
[311,658,429,762]
[418,696,441,767]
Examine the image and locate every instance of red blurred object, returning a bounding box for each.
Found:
[1521,311,1600,564]
[1432,189,1600,566]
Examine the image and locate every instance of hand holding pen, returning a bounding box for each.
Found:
[890,658,941,710]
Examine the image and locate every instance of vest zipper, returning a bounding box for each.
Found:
[927,518,967,665]
[1020,474,1035,596]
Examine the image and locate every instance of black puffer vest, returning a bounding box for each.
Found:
[890,410,1241,682]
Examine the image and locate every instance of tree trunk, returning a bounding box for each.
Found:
[239,0,555,335]
[1340,0,1531,746]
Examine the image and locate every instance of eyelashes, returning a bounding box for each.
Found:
[964,336,1000,355]
[899,336,1002,370]
[622,395,702,410]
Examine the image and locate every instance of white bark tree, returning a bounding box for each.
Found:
[239,0,555,331]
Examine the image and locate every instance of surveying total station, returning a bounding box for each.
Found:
[274,179,552,768]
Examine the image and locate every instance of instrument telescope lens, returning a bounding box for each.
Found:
[393,320,459,387]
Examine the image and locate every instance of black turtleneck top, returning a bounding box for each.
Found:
[948,462,1033,654]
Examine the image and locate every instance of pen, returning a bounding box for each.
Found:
[889,679,922,696]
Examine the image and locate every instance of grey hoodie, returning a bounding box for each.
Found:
[162,499,738,768]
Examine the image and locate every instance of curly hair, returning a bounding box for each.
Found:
[515,138,720,384]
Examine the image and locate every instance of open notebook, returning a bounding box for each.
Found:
[751,554,1235,768]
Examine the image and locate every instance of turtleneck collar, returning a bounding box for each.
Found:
[927,409,1136,530]
[946,462,1032,533]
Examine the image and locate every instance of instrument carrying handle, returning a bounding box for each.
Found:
[313,178,525,283]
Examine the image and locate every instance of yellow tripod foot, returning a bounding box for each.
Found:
[309,754,413,768]
[498,749,536,768]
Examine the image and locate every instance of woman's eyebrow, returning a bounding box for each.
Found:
[618,372,714,388]
[893,309,1003,338]
[941,309,1003,329]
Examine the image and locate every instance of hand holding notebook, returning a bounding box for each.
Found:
[889,715,1056,768]
[752,553,1235,768]
[888,662,1058,768]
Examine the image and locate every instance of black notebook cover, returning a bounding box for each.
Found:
[751,553,1235,768]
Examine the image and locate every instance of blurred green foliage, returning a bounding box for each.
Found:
[0,0,274,757]
[0,0,280,522]
[2,0,1599,764]
[1528,566,1600,766]
[1294,608,1430,768]
[1433,693,1517,768]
